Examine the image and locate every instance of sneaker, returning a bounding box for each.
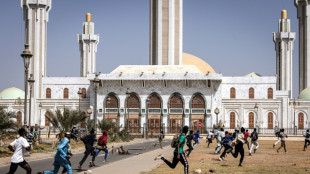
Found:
[254,149,257,153]
[78,165,82,170]
[238,163,242,167]
[273,144,275,148]
[103,160,108,163]
[249,153,251,156]
[154,154,163,160]
[219,157,223,161]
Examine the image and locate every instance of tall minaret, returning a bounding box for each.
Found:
[295,1,310,93]
[150,0,183,65]
[273,10,296,98]
[78,13,99,77]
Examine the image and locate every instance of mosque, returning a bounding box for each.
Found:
[0,0,310,135]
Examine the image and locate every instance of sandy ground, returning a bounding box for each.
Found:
[143,139,310,174]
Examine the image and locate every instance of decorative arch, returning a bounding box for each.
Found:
[125,93,141,108]
[105,93,119,108]
[168,93,184,133]
[296,111,308,130]
[230,112,236,129]
[191,94,205,109]
[104,93,119,122]
[230,87,236,99]
[147,92,162,134]
[248,111,255,128]
[168,93,184,109]
[147,93,162,108]
[190,93,206,132]
[125,93,141,133]
[267,112,273,129]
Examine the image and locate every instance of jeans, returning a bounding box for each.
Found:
[92,148,108,162]
[44,164,72,174]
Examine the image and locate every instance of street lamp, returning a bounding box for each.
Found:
[146,98,151,139]
[21,44,33,128]
[126,88,131,141]
[28,74,35,128]
[107,96,111,120]
[290,98,298,135]
[38,102,42,144]
[214,108,220,125]
[92,73,100,132]
[77,88,83,113]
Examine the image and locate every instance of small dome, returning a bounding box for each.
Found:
[298,87,310,100]
[0,87,25,99]
[182,53,215,74]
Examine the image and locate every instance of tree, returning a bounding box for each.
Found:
[97,119,116,132]
[46,108,87,133]
[0,106,17,134]
[86,119,95,133]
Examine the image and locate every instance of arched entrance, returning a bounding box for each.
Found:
[230,112,236,129]
[169,93,183,133]
[190,94,205,132]
[268,112,273,129]
[105,94,119,123]
[249,112,254,128]
[147,93,161,134]
[298,112,304,130]
[126,93,140,133]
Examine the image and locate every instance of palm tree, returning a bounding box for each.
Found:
[46,108,87,134]
[0,106,17,134]
[86,118,95,133]
[97,119,116,132]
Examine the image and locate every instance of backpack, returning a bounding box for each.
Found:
[306,133,310,138]
[171,134,179,148]
[98,137,106,146]
[252,132,258,141]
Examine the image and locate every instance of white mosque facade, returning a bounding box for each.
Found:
[1,0,310,135]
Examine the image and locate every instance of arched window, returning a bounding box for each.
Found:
[46,88,51,99]
[268,88,273,99]
[63,88,69,99]
[17,111,22,125]
[105,94,118,108]
[230,88,236,99]
[82,88,86,98]
[126,94,140,108]
[170,94,183,108]
[191,95,205,108]
[249,112,254,128]
[298,112,304,130]
[45,112,50,126]
[249,88,254,99]
[147,94,161,108]
[230,112,235,129]
[268,112,273,129]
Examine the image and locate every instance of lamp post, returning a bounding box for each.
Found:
[290,98,298,135]
[38,102,42,144]
[92,73,100,132]
[146,98,151,139]
[21,44,32,128]
[15,97,24,126]
[107,96,111,120]
[77,88,83,113]
[214,108,220,125]
[126,88,131,141]
[28,74,35,128]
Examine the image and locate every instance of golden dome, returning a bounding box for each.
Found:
[182,53,215,74]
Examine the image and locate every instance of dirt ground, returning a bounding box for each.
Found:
[144,140,310,174]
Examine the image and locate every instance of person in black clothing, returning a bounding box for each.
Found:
[185,130,194,157]
[303,129,310,151]
[219,131,234,161]
[232,127,245,167]
[78,129,96,170]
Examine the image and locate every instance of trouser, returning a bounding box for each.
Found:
[207,138,212,147]
[277,141,286,152]
[220,145,232,158]
[232,143,244,164]
[8,160,31,174]
[215,142,222,153]
[61,158,71,173]
[274,137,281,145]
[304,140,310,150]
[92,148,109,162]
[162,152,188,174]
[193,140,199,149]
[44,163,72,174]
[245,139,250,149]
[186,142,193,157]
[154,140,163,149]
[249,141,259,153]
[79,148,93,166]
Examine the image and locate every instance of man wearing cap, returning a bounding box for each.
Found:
[219,131,234,161]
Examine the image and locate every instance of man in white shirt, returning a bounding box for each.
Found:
[7,128,32,174]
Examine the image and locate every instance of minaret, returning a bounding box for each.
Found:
[273,10,296,98]
[295,1,310,93]
[150,0,183,65]
[78,13,99,77]
[21,0,51,126]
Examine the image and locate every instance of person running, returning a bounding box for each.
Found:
[42,132,72,174]
[185,130,194,157]
[154,126,189,174]
[78,128,96,170]
[207,130,213,148]
[214,128,225,154]
[249,128,259,156]
[193,130,202,149]
[273,129,281,148]
[219,131,234,161]
[277,128,288,153]
[244,130,250,150]
[7,128,32,174]
[231,127,245,167]
[303,129,310,151]
[90,130,109,167]
[154,130,164,149]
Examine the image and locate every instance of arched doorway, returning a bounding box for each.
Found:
[191,94,205,132]
[147,93,161,134]
[268,112,273,129]
[105,94,119,124]
[249,112,254,128]
[298,112,304,130]
[126,93,140,133]
[169,94,183,133]
[230,112,236,129]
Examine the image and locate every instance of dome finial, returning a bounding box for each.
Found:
[281,9,287,19]
[86,13,91,22]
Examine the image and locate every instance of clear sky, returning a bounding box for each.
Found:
[0,0,300,97]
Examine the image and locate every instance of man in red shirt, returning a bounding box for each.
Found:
[244,130,250,150]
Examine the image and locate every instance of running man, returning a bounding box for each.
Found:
[219,131,234,161]
[249,128,259,156]
[90,130,109,167]
[244,130,250,150]
[7,128,32,174]
[154,130,164,149]
[214,128,225,154]
[78,129,96,170]
[193,130,202,149]
[277,129,288,153]
[154,126,189,174]
[231,127,245,166]
[207,130,213,148]
[304,129,310,151]
[185,130,194,157]
[273,130,281,148]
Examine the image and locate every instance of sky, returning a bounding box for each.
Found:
[0,0,300,97]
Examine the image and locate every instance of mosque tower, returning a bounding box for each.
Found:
[78,13,100,77]
[295,1,310,93]
[273,10,296,98]
[149,0,183,65]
